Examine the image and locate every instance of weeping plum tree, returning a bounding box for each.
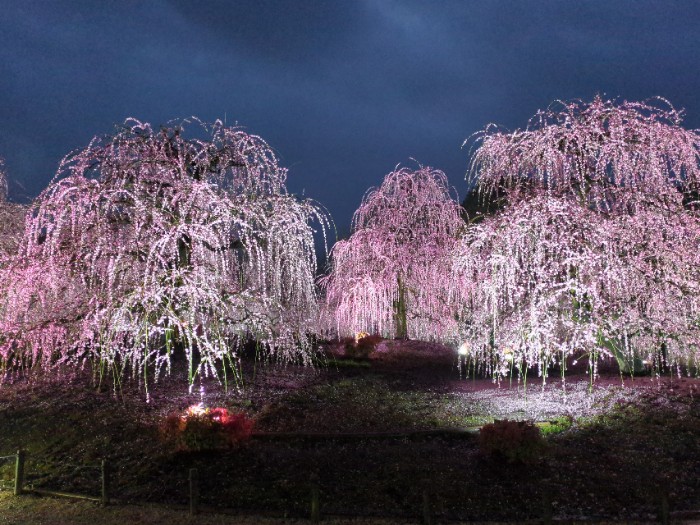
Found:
[321,166,464,341]
[0,159,29,353]
[0,159,27,260]
[0,119,329,389]
[456,97,700,381]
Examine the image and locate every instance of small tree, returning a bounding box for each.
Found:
[0,159,26,260]
[457,97,700,380]
[0,119,329,390]
[321,165,464,342]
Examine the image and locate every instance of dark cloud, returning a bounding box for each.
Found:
[167,0,365,64]
[1,0,700,229]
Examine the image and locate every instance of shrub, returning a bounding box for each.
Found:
[344,333,383,359]
[537,415,573,436]
[160,405,254,451]
[478,419,545,464]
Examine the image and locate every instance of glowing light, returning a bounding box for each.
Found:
[185,403,207,417]
[457,342,469,356]
[354,331,370,344]
[503,347,514,362]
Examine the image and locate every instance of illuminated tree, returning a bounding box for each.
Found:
[321,166,464,341]
[457,97,700,380]
[0,120,329,390]
[0,159,26,260]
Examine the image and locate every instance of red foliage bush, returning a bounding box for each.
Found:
[160,405,254,451]
[478,419,545,464]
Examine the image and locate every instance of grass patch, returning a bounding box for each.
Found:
[328,357,372,369]
[0,350,698,522]
[536,415,573,436]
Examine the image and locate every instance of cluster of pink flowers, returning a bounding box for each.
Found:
[322,97,700,380]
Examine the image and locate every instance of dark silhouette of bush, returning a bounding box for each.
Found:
[478,419,545,464]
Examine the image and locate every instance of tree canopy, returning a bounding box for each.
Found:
[0,120,329,390]
[457,97,700,380]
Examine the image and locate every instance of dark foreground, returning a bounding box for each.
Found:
[0,340,698,523]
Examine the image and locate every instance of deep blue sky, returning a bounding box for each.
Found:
[2,1,700,236]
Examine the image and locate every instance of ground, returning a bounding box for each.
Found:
[0,339,698,524]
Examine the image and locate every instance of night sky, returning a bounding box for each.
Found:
[2,1,700,237]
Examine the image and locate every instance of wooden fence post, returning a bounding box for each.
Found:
[13,450,25,496]
[189,468,199,516]
[101,459,110,506]
[540,478,553,525]
[542,491,553,525]
[422,488,432,525]
[310,472,320,522]
[658,489,670,525]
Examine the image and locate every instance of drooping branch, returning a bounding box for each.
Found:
[0,159,27,261]
[468,96,700,212]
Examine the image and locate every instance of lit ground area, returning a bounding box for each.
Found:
[0,340,698,523]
